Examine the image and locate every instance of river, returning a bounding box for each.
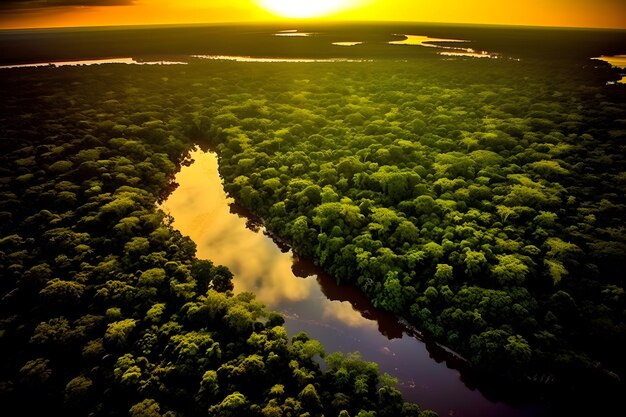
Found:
[159,148,546,417]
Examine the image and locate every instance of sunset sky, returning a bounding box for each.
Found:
[1,0,625,30]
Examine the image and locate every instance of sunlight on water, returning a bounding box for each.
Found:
[389,34,468,46]
[159,149,315,305]
[390,34,499,59]
[592,55,626,84]
[159,149,390,330]
[322,301,377,329]
[0,57,186,69]
[592,54,626,69]
[275,32,316,37]
[191,54,369,63]
[159,148,542,417]
[332,41,364,46]
[440,51,498,58]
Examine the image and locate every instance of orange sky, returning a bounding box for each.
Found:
[0,0,625,30]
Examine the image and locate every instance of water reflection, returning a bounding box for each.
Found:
[592,55,626,84]
[440,51,498,59]
[592,54,626,68]
[322,301,377,329]
[332,41,364,46]
[191,54,368,63]
[160,148,544,417]
[389,34,499,59]
[0,57,186,69]
[159,150,315,305]
[275,31,316,37]
[389,34,468,46]
[291,257,407,339]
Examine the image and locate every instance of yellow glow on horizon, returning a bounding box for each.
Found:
[0,0,625,30]
[257,0,360,19]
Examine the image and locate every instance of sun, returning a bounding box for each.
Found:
[257,0,357,19]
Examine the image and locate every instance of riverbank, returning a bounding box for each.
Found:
[159,147,550,417]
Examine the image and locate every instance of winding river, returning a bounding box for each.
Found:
[159,148,546,417]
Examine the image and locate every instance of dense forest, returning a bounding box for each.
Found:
[0,41,625,415]
[0,63,435,417]
[208,59,626,392]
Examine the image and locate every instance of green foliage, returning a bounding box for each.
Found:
[208,392,247,417]
[491,254,529,286]
[64,375,93,405]
[0,64,426,417]
[105,319,137,349]
[129,399,163,417]
[199,57,626,390]
[39,278,85,305]
[1,37,624,415]
[138,268,167,287]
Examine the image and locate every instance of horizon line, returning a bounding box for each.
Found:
[2,19,626,32]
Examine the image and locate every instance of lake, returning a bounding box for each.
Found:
[388,34,468,47]
[389,34,499,59]
[159,148,547,417]
[592,55,626,84]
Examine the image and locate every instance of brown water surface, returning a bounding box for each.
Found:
[159,148,545,417]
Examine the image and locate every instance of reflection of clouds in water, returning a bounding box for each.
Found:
[264,252,314,304]
[322,300,377,330]
[159,153,501,415]
[160,149,314,307]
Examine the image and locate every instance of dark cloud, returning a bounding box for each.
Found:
[0,0,135,11]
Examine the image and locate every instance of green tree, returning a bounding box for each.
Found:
[209,392,247,417]
[299,384,322,411]
[104,319,137,349]
[129,399,163,417]
[491,254,529,286]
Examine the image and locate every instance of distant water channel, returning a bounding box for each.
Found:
[389,34,500,59]
[0,57,187,69]
[592,55,626,84]
[160,148,546,417]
